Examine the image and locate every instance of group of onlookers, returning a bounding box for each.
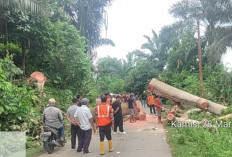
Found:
[66,93,126,155]
[43,91,162,155]
[120,91,163,124]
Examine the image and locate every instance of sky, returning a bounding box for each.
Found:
[95,0,232,69]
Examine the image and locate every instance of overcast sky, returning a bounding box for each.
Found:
[95,0,232,69]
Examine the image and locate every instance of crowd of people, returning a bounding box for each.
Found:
[42,91,163,155]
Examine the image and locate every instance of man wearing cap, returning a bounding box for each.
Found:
[43,98,65,141]
[74,98,96,154]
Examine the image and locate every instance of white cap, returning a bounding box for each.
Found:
[49,98,56,103]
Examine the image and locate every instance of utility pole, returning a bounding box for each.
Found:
[197,18,204,96]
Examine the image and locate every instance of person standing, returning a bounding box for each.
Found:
[127,94,136,123]
[96,96,101,106]
[66,98,80,150]
[95,96,114,155]
[74,98,96,154]
[111,95,116,104]
[105,93,111,105]
[76,95,82,107]
[112,95,126,134]
[141,91,147,108]
[155,95,163,123]
[147,92,156,114]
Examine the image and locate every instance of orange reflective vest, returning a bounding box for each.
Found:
[147,95,155,105]
[96,105,111,126]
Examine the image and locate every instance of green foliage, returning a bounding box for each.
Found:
[203,64,232,105]
[97,57,127,78]
[67,0,113,50]
[189,111,217,121]
[0,0,46,15]
[0,58,40,134]
[97,75,125,94]
[166,126,232,157]
[221,106,232,116]
[27,21,93,93]
[125,60,159,93]
[133,30,167,71]
[161,70,200,96]
[170,0,232,67]
[167,34,198,71]
[0,56,23,81]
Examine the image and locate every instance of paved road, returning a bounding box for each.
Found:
[38,107,172,157]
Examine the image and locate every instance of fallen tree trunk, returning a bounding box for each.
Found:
[148,78,227,115]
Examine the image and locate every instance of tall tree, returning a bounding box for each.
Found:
[170,0,232,95]
[170,0,232,66]
[0,0,47,74]
[133,30,167,71]
[125,60,159,93]
[64,0,113,56]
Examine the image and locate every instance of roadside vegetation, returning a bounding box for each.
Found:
[0,0,232,157]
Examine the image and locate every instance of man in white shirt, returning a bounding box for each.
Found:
[74,98,96,154]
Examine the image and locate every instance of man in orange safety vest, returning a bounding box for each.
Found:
[95,95,114,155]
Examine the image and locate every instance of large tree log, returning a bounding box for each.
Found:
[90,103,130,122]
[148,78,227,115]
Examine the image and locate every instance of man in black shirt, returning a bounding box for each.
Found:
[112,95,126,134]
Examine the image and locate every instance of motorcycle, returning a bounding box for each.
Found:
[42,126,65,154]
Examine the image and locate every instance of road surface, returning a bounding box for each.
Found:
[38,107,172,157]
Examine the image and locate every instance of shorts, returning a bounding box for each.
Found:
[156,110,161,116]
[129,109,134,115]
[99,124,111,141]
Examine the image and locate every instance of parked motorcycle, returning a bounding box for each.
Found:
[42,126,65,154]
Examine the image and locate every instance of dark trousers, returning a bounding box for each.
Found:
[150,105,156,114]
[71,124,80,149]
[77,129,92,153]
[114,118,123,132]
[99,124,111,142]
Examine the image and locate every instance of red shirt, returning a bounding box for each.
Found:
[155,98,162,111]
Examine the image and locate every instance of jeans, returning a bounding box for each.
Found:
[142,100,147,107]
[59,124,65,138]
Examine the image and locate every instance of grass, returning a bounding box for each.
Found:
[26,145,44,157]
[165,111,232,157]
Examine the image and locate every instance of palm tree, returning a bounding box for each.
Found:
[170,0,232,96]
[133,30,167,71]
[0,0,45,14]
[64,0,113,55]
[170,0,232,66]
